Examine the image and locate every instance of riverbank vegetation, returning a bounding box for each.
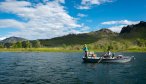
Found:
[0,47,146,52]
[0,38,146,52]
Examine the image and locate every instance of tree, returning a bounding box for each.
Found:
[21,41,32,48]
[12,41,22,48]
[4,43,12,48]
[17,41,22,48]
[108,45,113,51]
[0,44,3,48]
[33,40,41,48]
[136,39,146,47]
[26,41,32,48]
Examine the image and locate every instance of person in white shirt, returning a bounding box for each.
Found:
[108,51,112,56]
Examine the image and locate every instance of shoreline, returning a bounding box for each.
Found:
[0,48,146,52]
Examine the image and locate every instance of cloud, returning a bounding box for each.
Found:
[0,36,7,41]
[77,13,87,17]
[0,0,87,40]
[0,19,24,29]
[76,0,113,9]
[101,20,140,33]
[77,5,90,10]
[108,25,126,33]
[101,20,140,25]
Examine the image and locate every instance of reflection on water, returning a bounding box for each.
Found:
[0,52,146,84]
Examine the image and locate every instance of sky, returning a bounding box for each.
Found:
[0,0,146,40]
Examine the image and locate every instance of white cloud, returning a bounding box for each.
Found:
[77,13,87,17]
[43,0,65,4]
[81,26,90,31]
[101,20,140,33]
[101,20,140,25]
[0,36,7,41]
[0,0,87,40]
[77,5,91,10]
[77,0,113,9]
[0,19,24,29]
[108,25,126,33]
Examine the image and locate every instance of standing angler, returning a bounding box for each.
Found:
[83,44,89,58]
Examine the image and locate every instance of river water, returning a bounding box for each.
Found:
[0,52,146,84]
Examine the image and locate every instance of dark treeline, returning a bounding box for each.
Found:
[0,37,146,51]
[0,40,41,48]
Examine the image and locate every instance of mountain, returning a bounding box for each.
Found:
[39,29,118,47]
[89,28,118,38]
[39,21,146,47]
[1,21,146,48]
[120,21,146,39]
[0,36,27,44]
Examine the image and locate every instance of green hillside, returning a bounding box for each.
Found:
[1,21,146,52]
[39,29,118,47]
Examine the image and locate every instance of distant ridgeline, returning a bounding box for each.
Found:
[120,21,146,39]
[0,37,41,48]
[0,21,146,51]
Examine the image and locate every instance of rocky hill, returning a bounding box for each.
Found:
[0,36,27,44]
[120,21,146,39]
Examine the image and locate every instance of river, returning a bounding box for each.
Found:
[0,52,146,84]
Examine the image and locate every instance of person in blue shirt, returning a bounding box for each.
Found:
[83,44,89,58]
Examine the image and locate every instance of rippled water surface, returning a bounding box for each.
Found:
[0,52,146,84]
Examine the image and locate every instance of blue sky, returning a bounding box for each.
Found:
[0,0,146,40]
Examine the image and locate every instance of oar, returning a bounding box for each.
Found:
[98,55,103,63]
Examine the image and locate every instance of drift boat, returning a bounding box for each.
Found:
[82,52,134,63]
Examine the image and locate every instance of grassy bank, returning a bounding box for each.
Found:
[125,47,146,52]
[0,48,82,52]
[0,47,146,52]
